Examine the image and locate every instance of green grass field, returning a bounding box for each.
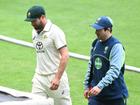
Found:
[0,0,140,105]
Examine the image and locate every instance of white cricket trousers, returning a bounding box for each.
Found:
[32,72,72,105]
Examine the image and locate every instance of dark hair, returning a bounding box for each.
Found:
[104,27,112,32]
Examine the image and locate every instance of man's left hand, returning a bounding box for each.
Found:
[88,86,102,96]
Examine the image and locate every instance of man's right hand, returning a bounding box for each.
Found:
[84,89,90,99]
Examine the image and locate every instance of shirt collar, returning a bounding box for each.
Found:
[43,19,52,32]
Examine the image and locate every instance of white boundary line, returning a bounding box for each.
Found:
[0,35,140,73]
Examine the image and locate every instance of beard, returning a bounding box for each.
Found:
[33,21,44,34]
[34,25,43,33]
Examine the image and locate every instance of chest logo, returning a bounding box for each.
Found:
[95,57,102,70]
[43,35,48,39]
[36,42,43,50]
[104,46,108,54]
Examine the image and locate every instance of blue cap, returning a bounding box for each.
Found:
[91,16,113,30]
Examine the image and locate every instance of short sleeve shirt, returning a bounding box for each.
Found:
[32,20,67,75]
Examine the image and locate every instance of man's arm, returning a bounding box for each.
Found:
[50,46,69,90]
[84,39,97,90]
[84,59,93,99]
[84,60,93,90]
[84,47,94,99]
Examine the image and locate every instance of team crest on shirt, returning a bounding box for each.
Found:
[43,35,48,39]
[104,46,108,54]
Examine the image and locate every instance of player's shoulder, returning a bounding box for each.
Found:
[111,43,124,53]
[46,19,65,35]
[52,24,64,34]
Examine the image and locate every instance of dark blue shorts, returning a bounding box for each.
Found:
[88,98,127,105]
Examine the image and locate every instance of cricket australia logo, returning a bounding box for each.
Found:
[27,12,31,17]
[36,42,43,50]
[96,17,101,24]
[104,46,108,54]
[95,57,102,70]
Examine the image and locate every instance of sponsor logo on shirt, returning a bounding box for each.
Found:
[36,41,45,53]
[95,57,102,70]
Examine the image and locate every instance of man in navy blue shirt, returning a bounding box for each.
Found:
[84,16,128,105]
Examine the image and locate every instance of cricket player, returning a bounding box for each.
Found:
[25,5,72,105]
[84,16,128,105]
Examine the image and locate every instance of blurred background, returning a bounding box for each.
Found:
[0,0,140,105]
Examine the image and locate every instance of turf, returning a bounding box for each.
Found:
[0,0,140,105]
